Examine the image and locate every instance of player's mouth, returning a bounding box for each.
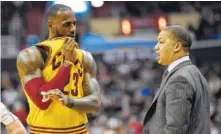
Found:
[68,34,75,39]
[68,35,75,38]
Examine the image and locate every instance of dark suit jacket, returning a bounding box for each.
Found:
[143,60,210,134]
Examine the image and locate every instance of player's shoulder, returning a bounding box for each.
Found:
[17,46,44,77]
[79,50,95,66]
[17,46,41,62]
[79,49,97,75]
[79,50,94,61]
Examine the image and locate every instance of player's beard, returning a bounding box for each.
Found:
[55,29,76,40]
[69,32,76,40]
[55,29,63,38]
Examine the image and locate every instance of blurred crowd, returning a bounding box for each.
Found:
[1,2,221,51]
[1,57,221,134]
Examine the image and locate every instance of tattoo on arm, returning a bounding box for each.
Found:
[16,46,44,84]
[82,51,99,96]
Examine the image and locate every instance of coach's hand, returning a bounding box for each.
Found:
[63,37,78,63]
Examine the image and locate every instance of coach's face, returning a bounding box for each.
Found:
[52,10,76,39]
[155,30,177,65]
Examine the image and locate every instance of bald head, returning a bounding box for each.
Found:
[163,25,192,50]
[47,4,72,21]
[47,4,76,39]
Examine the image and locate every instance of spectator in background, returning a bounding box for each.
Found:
[1,2,16,35]
[196,7,218,40]
[127,115,142,134]
[1,72,18,107]
[208,71,221,97]
[187,22,197,41]
[12,101,28,126]
[104,118,125,134]
[89,115,107,134]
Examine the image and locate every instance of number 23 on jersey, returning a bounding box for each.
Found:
[52,51,83,96]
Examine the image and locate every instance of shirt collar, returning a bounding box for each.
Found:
[167,56,190,72]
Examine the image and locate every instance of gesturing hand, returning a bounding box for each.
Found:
[41,89,68,105]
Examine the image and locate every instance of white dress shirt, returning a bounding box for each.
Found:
[167,56,190,72]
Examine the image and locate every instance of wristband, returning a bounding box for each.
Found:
[67,98,74,108]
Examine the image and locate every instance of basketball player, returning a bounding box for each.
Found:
[16,4,101,134]
[0,102,27,134]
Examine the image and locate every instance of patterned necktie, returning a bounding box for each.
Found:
[163,69,169,78]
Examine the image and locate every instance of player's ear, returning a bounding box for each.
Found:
[48,19,53,29]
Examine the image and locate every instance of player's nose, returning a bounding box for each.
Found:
[69,24,75,33]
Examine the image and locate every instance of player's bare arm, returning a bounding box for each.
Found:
[69,50,101,113]
[17,46,53,110]
[16,38,77,110]
[6,120,27,134]
[17,46,44,83]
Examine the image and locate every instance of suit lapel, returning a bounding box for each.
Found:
[143,60,192,125]
[152,60,192,104]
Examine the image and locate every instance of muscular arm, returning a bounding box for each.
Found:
[67,51,101,113]
[16,46,71,110]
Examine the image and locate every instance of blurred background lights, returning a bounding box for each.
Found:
[91,0,104,8]
[54,0,87,13]
[158,16,167,31]
[121,19,132,35]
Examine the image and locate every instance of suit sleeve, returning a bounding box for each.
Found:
[163,76,194,134]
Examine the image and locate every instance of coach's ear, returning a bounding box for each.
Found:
[174,42,182,53]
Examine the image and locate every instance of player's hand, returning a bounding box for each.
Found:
[41,91,51,102]
[41,89,61,102]
[41,89,68,105]
[41,90,54,102]
[63,37,78,62]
